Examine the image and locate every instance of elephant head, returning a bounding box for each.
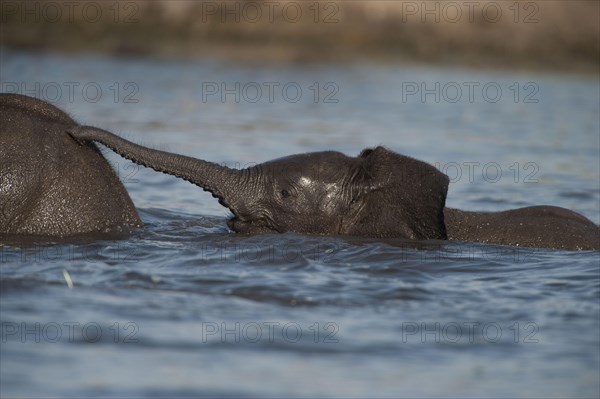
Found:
[68,126,449,240]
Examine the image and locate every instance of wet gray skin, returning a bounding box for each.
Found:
[0,94,141,238]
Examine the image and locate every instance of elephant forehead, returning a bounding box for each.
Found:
[296,176,345,211]
[265,151,352,172]
[262,152,357,188]
[267,151,346,162]
[296,176,340,191]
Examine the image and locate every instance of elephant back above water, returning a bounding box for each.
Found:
[0,93,141,238]
[68,125,600,250]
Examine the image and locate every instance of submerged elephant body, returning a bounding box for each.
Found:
[444,207,599,250]
[68,125,600,250]
[0,94,141,237]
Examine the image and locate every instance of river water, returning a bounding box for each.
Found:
[1,49,599,398]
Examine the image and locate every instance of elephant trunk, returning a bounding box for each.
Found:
[68,126,253,218]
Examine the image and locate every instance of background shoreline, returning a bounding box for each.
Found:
[1,0,598,74]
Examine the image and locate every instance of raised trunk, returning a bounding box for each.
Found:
[68,125,252,216]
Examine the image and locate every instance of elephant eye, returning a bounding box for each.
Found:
[281,189,290,198]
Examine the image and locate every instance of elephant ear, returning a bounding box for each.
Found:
[347,146,449,240]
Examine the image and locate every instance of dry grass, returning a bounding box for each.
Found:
[1,0,598,72]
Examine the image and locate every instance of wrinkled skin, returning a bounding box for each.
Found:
[0,94,141,238]
[68,125,599,250]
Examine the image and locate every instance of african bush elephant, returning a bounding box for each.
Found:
[68,125,600,250]
[0,94,141,237]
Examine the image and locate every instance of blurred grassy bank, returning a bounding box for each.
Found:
[1,0,598,72]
